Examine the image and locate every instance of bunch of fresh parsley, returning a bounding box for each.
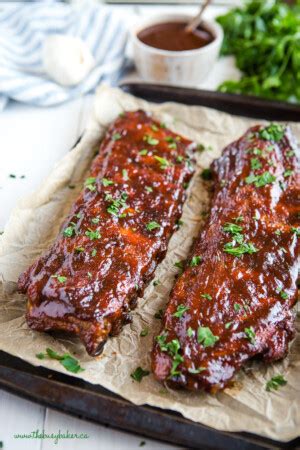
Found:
[217,0,300,103]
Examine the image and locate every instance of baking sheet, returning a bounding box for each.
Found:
[0,85,299,442]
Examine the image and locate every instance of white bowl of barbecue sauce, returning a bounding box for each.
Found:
[131,14,223,86]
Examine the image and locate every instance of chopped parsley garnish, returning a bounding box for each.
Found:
[286,150,294,157]
[225,321,233,329]
[63,223,76,238]
[145,186,153,193]
[36,348,84,373]
[190,255,202,267]
[91,217,100,224]
[102,178,114,187]
[223,241,258,257]
[275,229,282,236]
[223,222,243,235]
[259,124,285,142]
[176,219,184,228]
[279,290,288,300]
[106,192,128,217]
[140,328,149,337]
[223,221,258,257]
[244,326,256,344]
[291,227,300,236]
[85,228,101,240]
[201,293,212,300]
[234,303,241,312]
[75,247,84,253]
[131,367,150,382]
[143,134,159,146]
[87,272,92,279]
[245,171,276,187]
[139,149,148,156]
[251,147,262,156]
[283,169,293,178]
[153,279,160,286]
[84,177,97,191]
[151,124,159,132]
[176,155,184,163]
[197,326,219,347]
[146,221,160,231]
[91,249,97,257]
[187,327,194,337]
[51,275,67,283]
[154,155,171,169]
[250,157,262,170]
[112,133,121,141]
[201,168,212,180]
[154,309,164,319]
[122,169,129,181]
[165,137,177,149]
[266,374,287,392]
[156,335,184,377]
[173,304,189,318]
[174,261,184,271]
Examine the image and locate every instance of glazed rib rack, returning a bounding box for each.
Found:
[152,123,300,391]
[18,110,195,356]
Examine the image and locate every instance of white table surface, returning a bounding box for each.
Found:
[0,4,239,449]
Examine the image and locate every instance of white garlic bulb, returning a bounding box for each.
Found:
[43,34,95,86]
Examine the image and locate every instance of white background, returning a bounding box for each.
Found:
[0,3,239,449]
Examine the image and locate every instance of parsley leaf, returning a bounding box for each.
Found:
[223,241,258,257]
[102,178,114,187]
[85,229,101,240]
[36,348,84,373]
[259,124,285,142]
[146,221,160,231]
[244,326,256,344]
[251,157,262,170]
[201,293,212,300]
[190,255,202,267]
[122,169,129,181]
[143,134,159,146]
[51,275,67,283]
[223,222,243,235]
[140,328,149,337]
[154,155,171,169]
[84,177,97,192]
[131,367,150,382]
[197,326,219,347]
[266,374,287,392]
[245,171,276,187]
[112,133,121,141]
[173,304,189,318]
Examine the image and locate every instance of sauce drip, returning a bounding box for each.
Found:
[137,21,214,52]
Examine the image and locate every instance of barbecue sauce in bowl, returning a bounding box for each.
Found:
[137,21,214,52]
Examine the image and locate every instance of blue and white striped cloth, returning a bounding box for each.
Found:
[0,1,128,109]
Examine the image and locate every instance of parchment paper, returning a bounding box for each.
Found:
[0,85,299,442]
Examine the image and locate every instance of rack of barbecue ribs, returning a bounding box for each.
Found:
[152,123,300,391]
[18,110,195,356]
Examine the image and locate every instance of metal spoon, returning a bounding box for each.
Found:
[185,0,212,34]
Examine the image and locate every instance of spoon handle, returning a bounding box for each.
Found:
[185,0,212,34]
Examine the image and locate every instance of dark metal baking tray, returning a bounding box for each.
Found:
[0,83,299,450]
